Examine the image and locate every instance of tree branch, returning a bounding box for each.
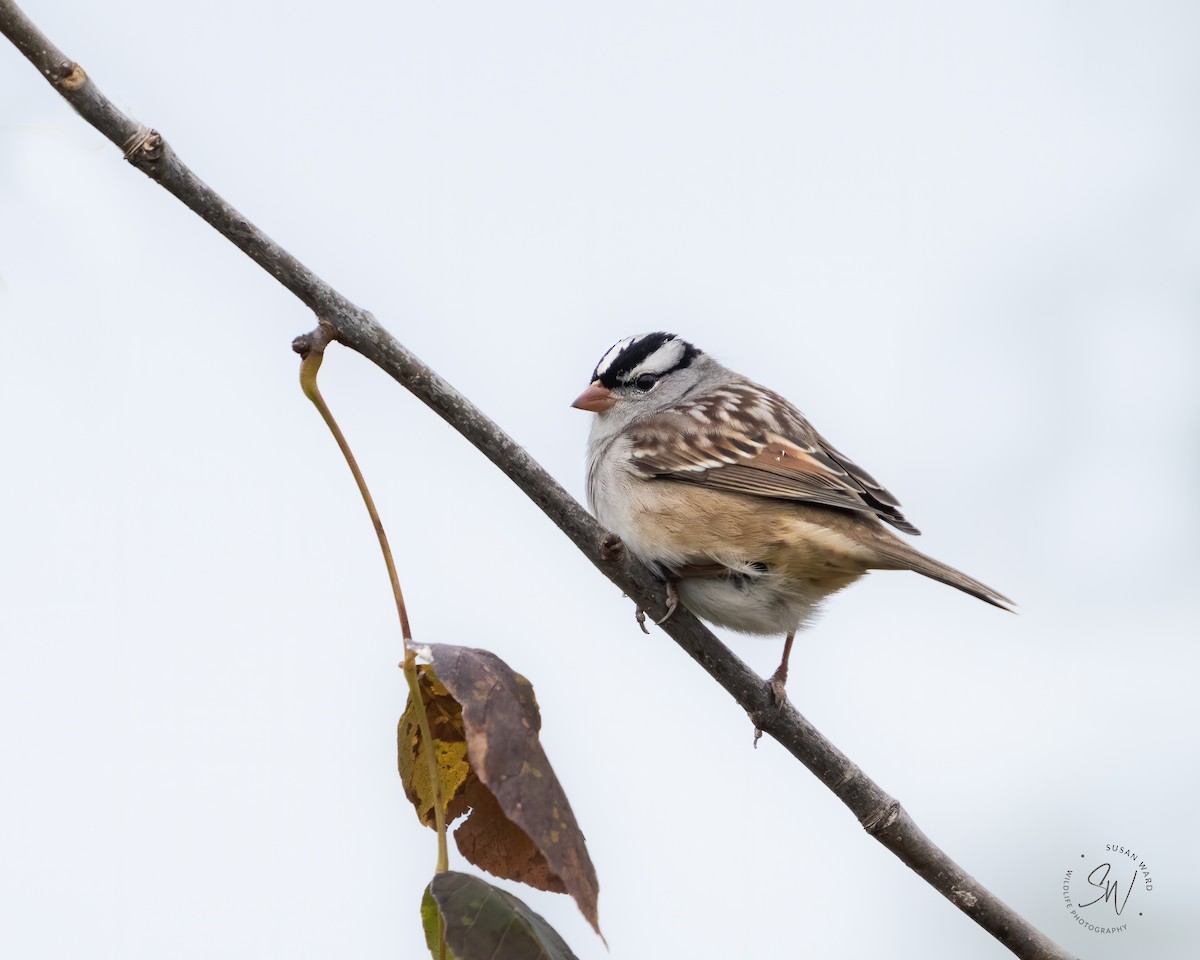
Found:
[1,4,1073,958]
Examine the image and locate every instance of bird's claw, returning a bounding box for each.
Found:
[768,670,790,708]
[654,580,680,625]
[753,662,791,747]
[634,581,678,629]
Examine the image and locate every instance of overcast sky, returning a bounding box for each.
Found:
[2,2,1198,958]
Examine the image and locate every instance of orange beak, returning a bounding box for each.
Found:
[571,381,616,413]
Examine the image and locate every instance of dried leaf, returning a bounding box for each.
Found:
[428,645,601,936]
[398,668,472,828]
[454,778,566,894]
[428,871,579,960]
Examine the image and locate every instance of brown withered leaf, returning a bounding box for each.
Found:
[427,644,601,937]
[454,777,566,894]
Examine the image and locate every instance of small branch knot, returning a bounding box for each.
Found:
[56,60,87,91]
[292,320,337,359]
[292,333,316,358]
[861,798,902,835]
[123,125,163,162]
[598,533,624,562]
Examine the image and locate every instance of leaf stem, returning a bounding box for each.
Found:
[298,345,450,877]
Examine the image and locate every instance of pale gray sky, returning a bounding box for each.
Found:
[2,2,1198,958]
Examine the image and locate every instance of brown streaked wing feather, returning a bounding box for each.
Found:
[628,389,920,535]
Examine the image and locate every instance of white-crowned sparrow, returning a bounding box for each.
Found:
[573,332,1012,700]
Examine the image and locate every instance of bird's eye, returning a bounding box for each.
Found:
[634,373,660,391]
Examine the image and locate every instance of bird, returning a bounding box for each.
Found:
[572,332,1012,703]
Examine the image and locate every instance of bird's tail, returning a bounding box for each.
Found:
[871,541,1014,611]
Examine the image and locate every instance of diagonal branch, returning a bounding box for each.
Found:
[0,4,1073,958]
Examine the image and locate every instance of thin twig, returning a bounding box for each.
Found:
[0,4,1073,958]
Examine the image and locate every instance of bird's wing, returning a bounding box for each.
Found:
[627,385,920,535]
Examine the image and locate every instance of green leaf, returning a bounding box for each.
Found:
[428,871,581,960]
[421,884,458,960]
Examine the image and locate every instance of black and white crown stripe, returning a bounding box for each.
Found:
[591,332,701,389]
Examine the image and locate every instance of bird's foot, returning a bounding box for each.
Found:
[767,667,790,708]
[654,580,680,625]
[634,606,650,635]
[634,579,678,631]
[753,633,795,746]
[752,674,790,747]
